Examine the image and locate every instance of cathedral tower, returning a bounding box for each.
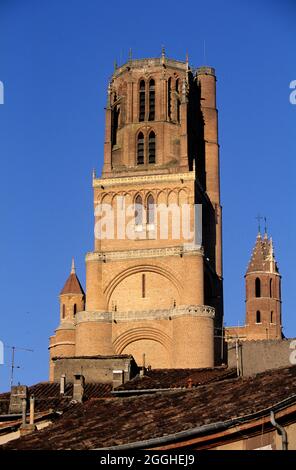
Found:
[49,52,223,375]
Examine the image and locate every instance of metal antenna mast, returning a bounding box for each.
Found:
[6,345,34,388]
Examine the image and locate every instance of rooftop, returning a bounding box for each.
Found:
[3,365,296,450]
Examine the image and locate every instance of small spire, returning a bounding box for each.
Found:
[128,48,132,61]
[161,45,166,65]
[92,168,96,179]
[114,59,117,71]
[71,258,76,275]
[269,237,275,273]
[264,216,268,238]
[186,51,189,69]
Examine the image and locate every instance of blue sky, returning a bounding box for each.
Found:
[0,0,295,391]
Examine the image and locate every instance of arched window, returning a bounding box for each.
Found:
[256,310,261,323]
[62,304,65,319]
[176,79,180,123]
[270,311,274,323]
[73,304,77,316]
[147,194,155,224]
[167,78,172,119]
[135,195,143,225]
[269,279,273,298]
[148,79,155,121]
[139,80,146,121]
[255,278,261,298]
[148,131,156,164]
[137,132,144,165]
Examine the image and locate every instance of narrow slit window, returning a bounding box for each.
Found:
[142,274,146,298]
[137,132,144,165]
[256,310,261,323]
[62,304,65,319]
[148,131,156,164]
[73,304,77,316]
[149,79,155,121]
[176,79,180,122]
[147,194,155,224]
[135,195,143,225]
[139,80,146,121]
[270,311,274,323]
[112,105,120,146]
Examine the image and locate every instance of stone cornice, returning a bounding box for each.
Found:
[86,245,203,263]
[75,305,215,325]
[113,305,215,322]
[93,171,195,189]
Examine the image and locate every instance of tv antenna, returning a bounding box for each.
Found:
[5,345,34,388]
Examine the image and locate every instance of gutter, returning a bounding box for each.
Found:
[96,393,296,450]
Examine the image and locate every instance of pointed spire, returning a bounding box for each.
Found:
[71,258,75,274]
[128,48,132,61]
[60,259,85,296]
[264,216,268,239]
[186,51,189,70]
[247,232,279,274]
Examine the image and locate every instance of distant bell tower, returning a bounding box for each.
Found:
[245,232,282,340]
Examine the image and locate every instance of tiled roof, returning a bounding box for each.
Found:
[115,367,237,391]
[3,365,296,450]
[247,233,279,274]
[0,382,112,415]
[60,273,85,295]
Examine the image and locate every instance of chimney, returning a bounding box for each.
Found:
[187,378,193,389]
[73,374,85,403]
[9,385,28,414]
[60,374,66,395]
[112,370,124,389]
[139,353,146,377]
[29,395,35,425]
[21,398,27,427]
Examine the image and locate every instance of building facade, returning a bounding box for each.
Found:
[49,53,224,379]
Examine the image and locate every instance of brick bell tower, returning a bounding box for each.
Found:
[49,51,224,373]
[245,232,282,340]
